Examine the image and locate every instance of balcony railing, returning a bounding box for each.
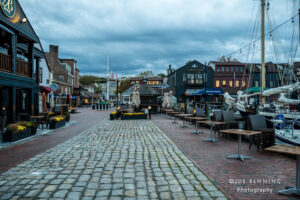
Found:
[0,52,12,72]
[17,59,32,78]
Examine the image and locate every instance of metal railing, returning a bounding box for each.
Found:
[17,59,32,78]
[0,52,12,72]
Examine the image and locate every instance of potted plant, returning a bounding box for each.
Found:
[49,116,65,129]
[3,123,29,142]
[27,121,37,135]
[110,111,117,120]
[17,121,32,136]
[121,113,147,120]
[63,112,70,122]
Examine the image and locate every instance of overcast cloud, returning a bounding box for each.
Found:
[19,0,299,76]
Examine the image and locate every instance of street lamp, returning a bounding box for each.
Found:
[148,106,152,119]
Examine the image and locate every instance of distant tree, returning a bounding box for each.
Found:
[139,71,154,77]
[157,73,166,78]
[116,79,131,95]
[79,75,106,86]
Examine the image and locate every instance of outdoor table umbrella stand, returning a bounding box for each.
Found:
[191,121,202,134]
[204,124,219,143]
[277,155,300,195]
[227,135,252,162]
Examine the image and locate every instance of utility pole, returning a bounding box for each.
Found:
[116,77,119,108]
[106,51,110,101]
[261,0,266,103]
[204,62,207,116]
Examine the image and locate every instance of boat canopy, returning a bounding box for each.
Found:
[186,88,224,96]
[243,87,269,93]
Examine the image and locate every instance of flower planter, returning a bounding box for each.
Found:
[65,115,70,122]
[121,114,147,120]
[30,127,37,135]
[49,120,66,129]
[3,128,32,142]
[110,114,116,120]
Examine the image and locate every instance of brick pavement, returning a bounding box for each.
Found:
[0,119,227,200]
[152,114,299,200]
[0,108,110,174]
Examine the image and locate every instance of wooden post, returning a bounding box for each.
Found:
[261,0,266,103]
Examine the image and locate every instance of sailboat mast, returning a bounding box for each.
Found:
[261,0,266,103]
[106,51,110,101]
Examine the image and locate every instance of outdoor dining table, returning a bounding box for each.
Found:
[219,129,261,162]
[165,109,174,118]
[198,121,226,143]
[184,117,207,134]
[30,116,44,121]
[175,114,193,128]
[265,144,300,196]
[169,111,183,123]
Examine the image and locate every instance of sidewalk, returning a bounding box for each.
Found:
[0,119,227,200]
[152,114,298,200]
[0,108,110,174]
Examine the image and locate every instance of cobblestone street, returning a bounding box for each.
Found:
[0,119,226,200]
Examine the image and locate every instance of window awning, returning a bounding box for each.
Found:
[40,86,54,93]
[186,88,224,96]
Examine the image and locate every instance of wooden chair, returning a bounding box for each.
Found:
[249,115,275,151]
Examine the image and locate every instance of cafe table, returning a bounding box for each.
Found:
[219,129,261,162]
[265,144,300,196]
[169,111,183,123]
[184,117,207,134]
[198,121,226,143]
[165,109,174,118]
[175,114,193,128]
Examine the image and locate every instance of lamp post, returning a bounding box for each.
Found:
[148,106,152,119]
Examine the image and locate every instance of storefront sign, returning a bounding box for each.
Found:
[0,0,16,18]
[50,83,58,91]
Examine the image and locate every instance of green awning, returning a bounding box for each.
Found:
[243,87,269,93]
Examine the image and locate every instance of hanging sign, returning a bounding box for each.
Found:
[0,0,16,18]
[50,83,58,91]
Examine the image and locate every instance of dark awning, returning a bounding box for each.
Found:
[40,86,54,93]
[186,88,224,96]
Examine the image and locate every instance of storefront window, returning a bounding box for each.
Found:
[195,73,203,84]
[187,74,195,84]
[216,80,220,87]
[222,80,226,86]
[236,80,239,87]
[229,81,233,87]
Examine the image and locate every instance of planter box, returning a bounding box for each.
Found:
[3,128,32,142]
[65,115,70,122]
[49,120,66,129]
[30,127,37,135]
[121,114,147,120]
[110,114,116,120]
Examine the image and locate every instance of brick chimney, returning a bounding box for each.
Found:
[49,45,59,60]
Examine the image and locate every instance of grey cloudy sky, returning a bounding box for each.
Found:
[19,0,299,76]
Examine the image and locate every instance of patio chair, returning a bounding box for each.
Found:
[213,111,223,121]
[197,109,206,117]
[38,113,49,130]
[222,111,239,129]
[249,115,275,151]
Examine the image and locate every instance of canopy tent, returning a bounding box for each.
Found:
[186,88,224,96]
[243,87,269,93]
